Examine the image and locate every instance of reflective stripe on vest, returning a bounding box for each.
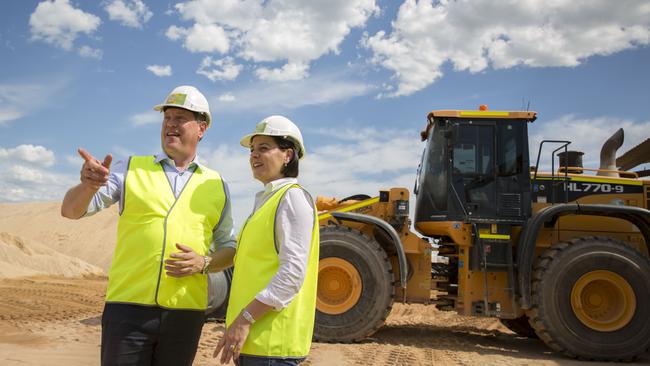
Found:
[106,155,226,310]
[226,183,320,357]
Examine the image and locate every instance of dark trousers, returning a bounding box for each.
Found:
[101,303,205,366]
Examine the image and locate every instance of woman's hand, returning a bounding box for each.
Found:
[213,312,252,365]
[164,243,205,277]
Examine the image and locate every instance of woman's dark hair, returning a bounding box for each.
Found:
[272,136,299,178]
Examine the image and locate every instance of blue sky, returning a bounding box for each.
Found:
[1,0,649,225]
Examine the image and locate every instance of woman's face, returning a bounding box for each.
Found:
[249,135,293,185]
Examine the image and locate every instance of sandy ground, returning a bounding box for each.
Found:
[1,276,648,366]
[0,202,648,365]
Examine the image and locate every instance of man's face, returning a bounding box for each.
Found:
[161,107,207,160]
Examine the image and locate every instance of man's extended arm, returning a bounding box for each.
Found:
[61,148,112,219]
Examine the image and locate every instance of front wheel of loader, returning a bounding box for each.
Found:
[314,226,394,342]
[527,237,650,361]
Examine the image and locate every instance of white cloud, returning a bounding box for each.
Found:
[0,109,23,124]
[29,0,101,50]
[65,154,80,166]
[0,144,75,202]
[197,57,242,81]
[0,83,53,124]
[170,0,378,79]
[0,164,76,202]
[8,165,44,183]
[165,25,186,41]
[166,23,229,53]
[363,0,650,97]
[130,111,160,126]
[255,62,309,82]
[78,45,102,59]
[218,93,235,102]
[146,64,172,77]
[0,144,56,167]
[175,0,262,30]
[212,70,373,113]
[104,0,153,28]
[530,115,650,171]
[240,1,378,63]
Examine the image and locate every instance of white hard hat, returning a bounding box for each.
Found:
[154,85,212,127]
[240,115,306,159]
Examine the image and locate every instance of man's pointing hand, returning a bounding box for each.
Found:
[78,147,112,191]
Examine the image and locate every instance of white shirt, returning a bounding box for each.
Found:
[250,177,316,311]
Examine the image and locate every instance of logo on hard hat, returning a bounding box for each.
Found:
[256,122,268,133]
[166,93,187,105]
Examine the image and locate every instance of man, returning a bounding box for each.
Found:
[61,85,235,366]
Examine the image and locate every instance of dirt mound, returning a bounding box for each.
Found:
[0,202,117,271]
[0,232,104,278]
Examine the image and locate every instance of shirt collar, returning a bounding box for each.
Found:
[263,177,298,195]
[153,152,203,171]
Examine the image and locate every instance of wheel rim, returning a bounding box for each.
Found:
[570,270,636,332]
[317,257,362,315]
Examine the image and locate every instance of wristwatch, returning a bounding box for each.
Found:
[201,255,212,274]
[242,309,256,324]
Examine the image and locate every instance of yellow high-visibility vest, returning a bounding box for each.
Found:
[106,155,226,310]
[226,183,319,357]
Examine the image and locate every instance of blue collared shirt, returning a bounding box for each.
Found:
[84,152,236,251]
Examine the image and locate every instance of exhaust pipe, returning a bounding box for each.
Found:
[598,128,624,177]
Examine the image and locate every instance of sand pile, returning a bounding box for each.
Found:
[0,202,117,271]
[0,232,104,278]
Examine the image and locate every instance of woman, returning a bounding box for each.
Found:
[214,115,319,366]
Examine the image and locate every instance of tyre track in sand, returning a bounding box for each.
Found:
[0,277,106,323]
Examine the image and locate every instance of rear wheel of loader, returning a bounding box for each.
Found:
[500,315,537,338]
[527,237,650,361]
[314,226,394,342]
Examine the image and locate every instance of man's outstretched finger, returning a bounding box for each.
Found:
[78,148,97,163]
[78,148,111,171]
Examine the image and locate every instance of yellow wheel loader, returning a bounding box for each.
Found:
[313,107,650,361]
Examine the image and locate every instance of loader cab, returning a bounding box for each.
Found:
[415,108,537,231]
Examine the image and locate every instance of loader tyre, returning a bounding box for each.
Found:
[500,314,537,338]
[527,237,650,361]
[205,267,233,321]
[314,226,394,342]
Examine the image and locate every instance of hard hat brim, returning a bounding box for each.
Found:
[240,133,305,159]
[154,104,212,127]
